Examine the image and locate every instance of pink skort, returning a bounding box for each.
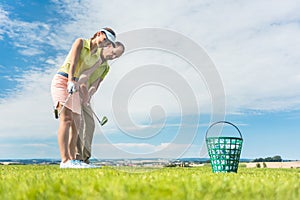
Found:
[51,74,81,115]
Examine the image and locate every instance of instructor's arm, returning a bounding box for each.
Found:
[88,78,103,98]
[80,78,102,106]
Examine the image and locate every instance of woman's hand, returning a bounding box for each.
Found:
[67,81,77,94]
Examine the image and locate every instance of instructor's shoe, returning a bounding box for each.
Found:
[78,160,101,168]
[83,159,101,168]
[60,160,88,168]
[87,163,101,168]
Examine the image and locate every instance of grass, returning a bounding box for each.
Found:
[0,165,299,200]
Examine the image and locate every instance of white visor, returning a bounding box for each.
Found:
[100,28,116,46]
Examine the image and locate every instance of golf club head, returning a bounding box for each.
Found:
[101,116,108,126]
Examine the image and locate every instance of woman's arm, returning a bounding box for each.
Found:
[68,38,83,82]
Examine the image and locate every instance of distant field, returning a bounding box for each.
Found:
[0,165,299,200]
[245,161,300,168]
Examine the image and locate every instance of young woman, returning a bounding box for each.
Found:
[51,27,116,168]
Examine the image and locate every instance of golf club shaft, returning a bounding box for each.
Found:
[57,93,72,117]
[91,109,107,126]
[91,109,102,124]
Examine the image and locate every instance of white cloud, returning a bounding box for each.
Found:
[0,143,59,159]
[0,5,53,56]
[18,48,45,56]
[0,67,58,140]
[0,6,9,40]
[47,0,300,114]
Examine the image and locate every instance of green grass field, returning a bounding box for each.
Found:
[0,165,299,200]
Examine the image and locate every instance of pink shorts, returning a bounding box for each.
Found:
[51,74,81,115]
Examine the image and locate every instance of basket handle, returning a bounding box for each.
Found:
[205,121,243,139]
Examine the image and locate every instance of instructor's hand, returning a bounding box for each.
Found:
[79,84,89,106]
[67,81,76,94]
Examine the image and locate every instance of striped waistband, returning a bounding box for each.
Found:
[57,72,79,82]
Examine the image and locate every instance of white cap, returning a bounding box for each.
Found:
[100,28,116,46]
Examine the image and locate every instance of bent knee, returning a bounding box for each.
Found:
[60,112,73,125]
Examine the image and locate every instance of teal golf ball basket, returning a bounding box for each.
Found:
[206,121,243,173]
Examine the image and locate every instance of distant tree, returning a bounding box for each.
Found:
[164,163,177,167]
[253,158,263,162]
[263,162,267,168]
[252,155,282,162]
[272,155,282,162]
[265,157,272,162]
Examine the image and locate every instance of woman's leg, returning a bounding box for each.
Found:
[69,112,81,160]
[58,104,73,163]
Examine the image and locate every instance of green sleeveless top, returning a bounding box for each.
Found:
[58,39,102,78]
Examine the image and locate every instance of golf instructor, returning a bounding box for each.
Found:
[76,41,125,164]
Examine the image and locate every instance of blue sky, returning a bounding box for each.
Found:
[0,0,299,160]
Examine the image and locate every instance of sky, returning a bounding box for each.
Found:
[0,0,299,160]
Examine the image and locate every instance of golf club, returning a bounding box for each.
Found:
[54,93,72,119]
[91,109,108,126]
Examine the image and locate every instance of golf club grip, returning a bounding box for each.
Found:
[54,109,58,119]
